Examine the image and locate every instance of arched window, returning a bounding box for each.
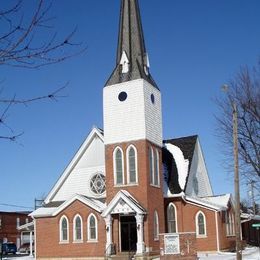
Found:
[113,147,124,185]
[127,145,138,184]
[73,214,83,241]
[154,211,159,240]
[149,147,154,184]
[196,211,206,237]
[87,214,98,241]
[154,149,160,186]
[59,216,69,242]
[167,203,177,233]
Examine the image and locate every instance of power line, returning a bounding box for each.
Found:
[0,203,34,210]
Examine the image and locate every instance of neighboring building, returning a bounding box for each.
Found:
[0,211,32,249]
[31,0,235,259]
[241,213,260,246]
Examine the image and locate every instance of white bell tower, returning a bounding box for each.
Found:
[103,0,162,147]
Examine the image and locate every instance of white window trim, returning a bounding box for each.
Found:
[195,211,207,238]
[126,145,138,184]
[59,215,69,243]
[149,147,154,185]
[87,213,98,242]
[73,214,83,243]
[167,203,178,233]
[113,146,125,186]
[154,211,159,241]
[226,211,235,237]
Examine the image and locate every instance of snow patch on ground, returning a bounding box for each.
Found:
[198,247,260,260]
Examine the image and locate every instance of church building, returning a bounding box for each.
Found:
[31,0,236,259]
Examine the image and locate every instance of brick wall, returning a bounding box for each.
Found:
[164,198,236,252]
[105,139,165,255]
[35,200,106,258]
[159,232,197,260]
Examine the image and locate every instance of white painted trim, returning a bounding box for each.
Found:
[44,127,104,204]
[59,215,69,243]
[167,203,178,233]
[87,213,98,242]
[185,196,225,211]
[54,194,104,216]
[73,214,83,242]
[195,211,207,237]
[215,211,220,252]
[126,145,138,184]
[113,146,125,186]
[101,190,146,217]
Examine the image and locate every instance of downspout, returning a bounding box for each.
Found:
[215,211,220,252]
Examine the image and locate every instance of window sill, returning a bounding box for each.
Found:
[150,184,160,188]
[59,241,69,244]
[87,240,98,243]
[226,235,235,237]
[114,183,138,187]
[73,240,83,243]
[196,235,207,238]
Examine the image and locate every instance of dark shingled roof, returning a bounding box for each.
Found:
[105,0,158,89]
[163,135,198,193]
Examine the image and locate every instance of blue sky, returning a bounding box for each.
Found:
[1,0,259,211]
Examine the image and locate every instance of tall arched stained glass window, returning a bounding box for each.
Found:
[114,147,124,185]
[149,147,154,184]
[167,203,177,233]
[73,215,82,241]
[59,216,69,242]
[88,214,98,241]
[127,146,137,184]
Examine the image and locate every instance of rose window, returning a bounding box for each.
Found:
[90,173,106,195]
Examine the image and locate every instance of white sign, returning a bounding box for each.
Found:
[164,234,180,255]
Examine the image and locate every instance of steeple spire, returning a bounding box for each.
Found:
[105,0,158,88]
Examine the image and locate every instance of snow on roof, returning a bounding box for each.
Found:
[30,207,56,218]
[164,143,189,190]
[31,194,106,218]
[201,194,231,208]
[185,195,230,211]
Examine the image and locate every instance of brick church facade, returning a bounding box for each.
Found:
[31,0,235,259]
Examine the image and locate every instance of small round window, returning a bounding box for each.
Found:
[118,91,127,102]
[151,94,155,104]
[90,173,106,195]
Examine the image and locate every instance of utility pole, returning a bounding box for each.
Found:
[233,101,242,260]
[249,180,256,215]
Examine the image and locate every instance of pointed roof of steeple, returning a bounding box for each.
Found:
[105,0,158,88]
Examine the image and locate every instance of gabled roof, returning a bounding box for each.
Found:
[105,0,158,88]
[201,194,233,209]
[185,195,230,211]
[31,194,106,218]
[164,135,197,172]
[101,190,146,217]
[163,135,198,194]
[44,126,104,204]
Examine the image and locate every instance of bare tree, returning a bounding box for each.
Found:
[0,0,85,141]
[215,60,260,200]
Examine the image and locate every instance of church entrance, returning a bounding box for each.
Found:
[120,215,137,252]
